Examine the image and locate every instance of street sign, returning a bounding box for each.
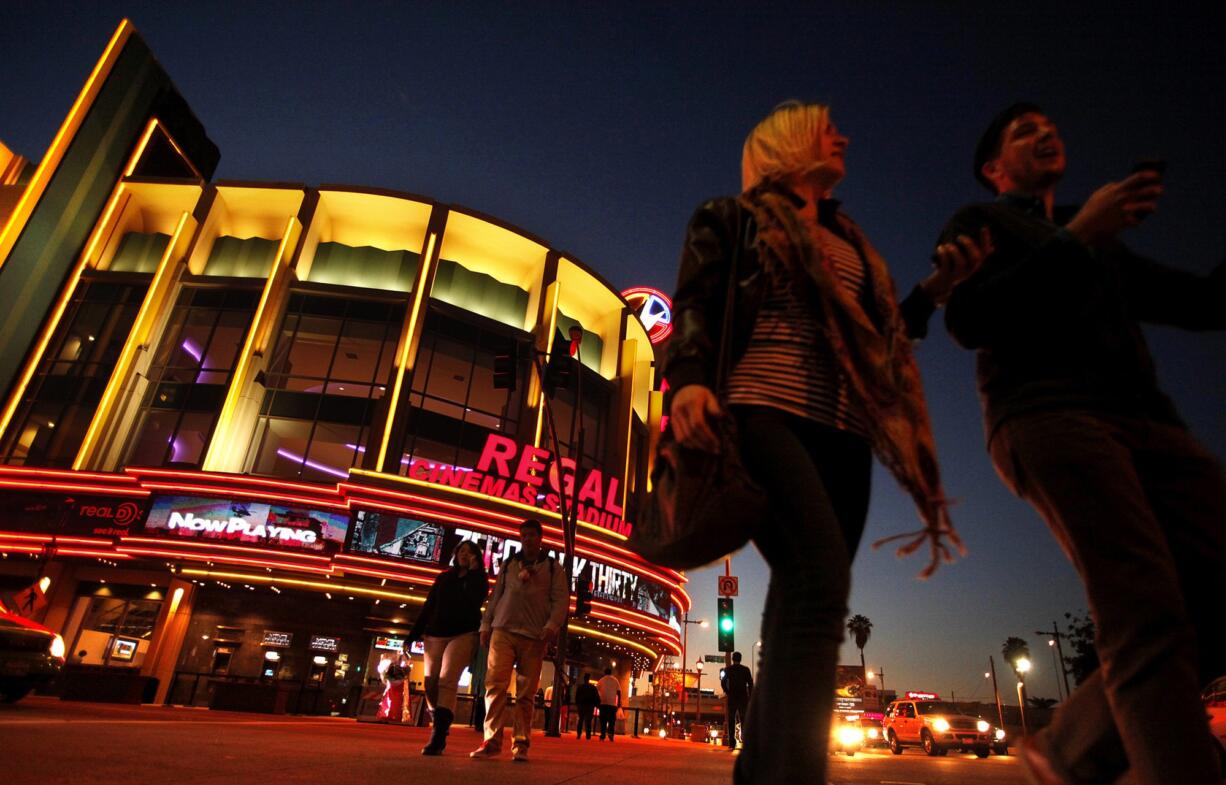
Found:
[704,654,725,663]
[718,575,739,597]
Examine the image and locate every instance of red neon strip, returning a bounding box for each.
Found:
[128,468,342,498]
[0,466,141,484]
[0,532,54,542]
[0,479,150,496]
[116,536,332,563]
[52,536,113,546]
[588,607,680,642]
[332,553,445,577]
[139,482,349,511]
[115,547,333,575]
[343,483,524,524]
[0,545,46,554]
[54,548,130,559]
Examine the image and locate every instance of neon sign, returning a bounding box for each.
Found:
[905,691,940,700]
[405,434,628,536]
[622,287,673,344]
[144,496,350,553]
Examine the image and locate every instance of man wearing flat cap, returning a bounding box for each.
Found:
[934,103,1226,785]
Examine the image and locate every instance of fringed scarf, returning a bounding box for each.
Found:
[739,187,966,578]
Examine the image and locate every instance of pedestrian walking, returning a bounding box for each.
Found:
[937,102,1226,785]
[574,673,599,739]
[596,667,621,741]
[665,101,981,785]
[409,539,490,755]
[720,651,752,748]
[469,518,569,762]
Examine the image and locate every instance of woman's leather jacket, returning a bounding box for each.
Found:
[663,196,935,396]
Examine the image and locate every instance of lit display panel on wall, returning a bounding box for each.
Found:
[143,495,350,554]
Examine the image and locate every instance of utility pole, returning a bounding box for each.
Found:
[1036,621,1073,699]
[988,655,1005,731]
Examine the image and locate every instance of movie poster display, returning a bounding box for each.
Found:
[143,495,349,554]
[348,510,446,564]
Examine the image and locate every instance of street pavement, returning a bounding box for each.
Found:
[2,697,1028,785]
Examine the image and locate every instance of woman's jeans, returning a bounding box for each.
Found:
[422,632,476,713]
[731,406,871,785]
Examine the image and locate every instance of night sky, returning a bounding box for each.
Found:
[3,2,1223,705]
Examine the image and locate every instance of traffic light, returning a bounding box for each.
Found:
[575,580,593,616]
[717,597,735,652]
[544,330,576,392]
[493,341,519,391]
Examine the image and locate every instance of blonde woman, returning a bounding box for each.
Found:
[664,102,986,782]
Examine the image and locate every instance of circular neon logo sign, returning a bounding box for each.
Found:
[621,287,673,344]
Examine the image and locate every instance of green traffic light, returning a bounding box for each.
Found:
[720,617,734,632]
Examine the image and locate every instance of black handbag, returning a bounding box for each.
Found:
[629,213,766,570]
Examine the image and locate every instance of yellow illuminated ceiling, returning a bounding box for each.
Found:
[438,210,548,297]
[314,189,433,253]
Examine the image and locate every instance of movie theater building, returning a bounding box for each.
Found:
[0,20,684,713]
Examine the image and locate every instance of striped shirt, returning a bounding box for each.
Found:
[726,225,870,436]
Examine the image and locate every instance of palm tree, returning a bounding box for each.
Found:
[1002,636,1032,678]
[847,614,873,672]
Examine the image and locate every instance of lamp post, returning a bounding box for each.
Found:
[752,640,762,683]
[680,614,708,734]
[695,660,704,734]
[1014,656,1032,736]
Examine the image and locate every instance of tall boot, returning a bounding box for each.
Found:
[422,707,453,755]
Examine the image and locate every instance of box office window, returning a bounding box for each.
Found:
[398,303,530,473]
[0,278,148,467]
[67,594,163,668]
[123,286,260,468]
[248,293,404,482]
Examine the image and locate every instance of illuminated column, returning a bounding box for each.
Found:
[373,205,447,474]
[142,578,196,705]
[202,209,304,472]
[528,252,561,449]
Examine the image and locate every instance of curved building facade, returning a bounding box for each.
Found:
[0,21,680,713]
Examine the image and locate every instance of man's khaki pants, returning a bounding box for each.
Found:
[483,630,546,750]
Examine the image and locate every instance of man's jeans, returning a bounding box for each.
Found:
[991,409,1226,785]
[482,630,545,750]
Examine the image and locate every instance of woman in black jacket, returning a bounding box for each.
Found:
[408,539,489,755]
[665,101,987,783]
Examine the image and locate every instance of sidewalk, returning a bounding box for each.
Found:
[4,698,736,785]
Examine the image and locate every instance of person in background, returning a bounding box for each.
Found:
[596,667,621,741]
[574,673,600,740]
[470,518,569,762]
[665,101,986,784]
[938,102,1226,785]
[721,651,753,748]
[409,538,490,756]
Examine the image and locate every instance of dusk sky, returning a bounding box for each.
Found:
[3,2,1223,705]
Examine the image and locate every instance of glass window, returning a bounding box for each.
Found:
[545,364,613,471]
[398,303,529,472]
[0,278,148,467]
[248,293,404,480]
[122,286,259,468]
[69,595,163,668]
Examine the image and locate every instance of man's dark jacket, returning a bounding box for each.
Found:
[940,194,1226,440]
[574,682,600,707]
[664,195,935,396]
[721,662,753,703]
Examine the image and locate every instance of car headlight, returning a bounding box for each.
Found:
[49,634,66,659]
[933,718,951,733]
[995,728,1007,741]
[977,720,991,733]
[837,725,865,746]
[867,727,879,739]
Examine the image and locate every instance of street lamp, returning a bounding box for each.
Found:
[1036,622,1072,701]
[695,660,704,733]
[680,614,708,733]
[752,640,762,683]
[1014,657,1032,736]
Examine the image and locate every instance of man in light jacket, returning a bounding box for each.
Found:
[470,518,569,762]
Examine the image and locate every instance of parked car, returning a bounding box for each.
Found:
[0,599,65,702]
[883,697,997,757]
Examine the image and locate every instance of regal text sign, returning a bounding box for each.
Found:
[406,434,629,536]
